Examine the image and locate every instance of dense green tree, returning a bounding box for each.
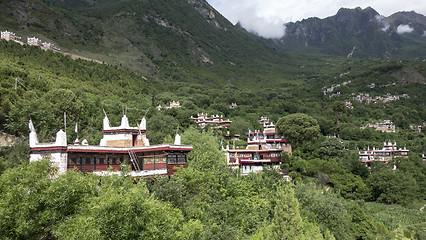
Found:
[367,169,419,205]
[181,127,225,171]
[54,177,186,240]
[276,113,321,148]
[295,184,352,240]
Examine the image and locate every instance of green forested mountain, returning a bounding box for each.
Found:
[0,1,425,239]
[0,0,323,87]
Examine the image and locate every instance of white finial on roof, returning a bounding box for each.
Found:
[120,115,130,128]
[28,119,39,147]
[28,119,36,132]
[103,113,110,130]
[55,129,67,146]
[140,117,146,130]
[174,133,181,145]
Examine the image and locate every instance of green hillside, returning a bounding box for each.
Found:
[0,1,425,239]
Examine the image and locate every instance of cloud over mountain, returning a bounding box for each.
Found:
[397,24,414,34]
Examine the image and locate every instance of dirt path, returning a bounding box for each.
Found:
[63,52,103,64]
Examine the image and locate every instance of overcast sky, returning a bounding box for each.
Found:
[206,0,426,38]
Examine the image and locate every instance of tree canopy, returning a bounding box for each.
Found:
[276,113,321,148]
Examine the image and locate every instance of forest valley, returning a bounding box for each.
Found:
[0,36,425,239]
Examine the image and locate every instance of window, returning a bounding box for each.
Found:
[168,154,177,164]
[144,157,153,164]
[157,156,166,164]
[177,154,186,164]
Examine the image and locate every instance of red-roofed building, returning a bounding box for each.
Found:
[29,113,192,177]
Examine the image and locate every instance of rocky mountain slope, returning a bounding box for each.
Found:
[0,0,316,87]
[264,7,426,59]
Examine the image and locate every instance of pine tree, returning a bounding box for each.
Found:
[272,184,303,240]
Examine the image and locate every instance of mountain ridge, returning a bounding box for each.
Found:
[262,7,426,59]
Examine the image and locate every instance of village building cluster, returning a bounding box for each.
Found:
[353,93,409,104]
[359,141,409,164]
[323,80,352,96]
[29,112,192,177]
[27,106,418,178]
[1,30,60,52]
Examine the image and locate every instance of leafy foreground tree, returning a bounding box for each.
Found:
[0,160,99,239]
[0,160,200,240]
[54,176,191,240]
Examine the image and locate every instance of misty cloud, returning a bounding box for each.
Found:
[397,24,414,34]
[375,15,390,31]
[237,6,286,39]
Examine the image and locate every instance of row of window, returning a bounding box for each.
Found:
[68,153,187,165]
[68,157,122,165]
[230,153,281,159]
[143,156,166,164]
[168,154,186,164]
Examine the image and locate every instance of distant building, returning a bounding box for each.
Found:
[41,42,60,52]
[1,30,23,45]
[344,101,353,109]
[27,37,41,46]
[224,120,291,175]
[191,113,231,130]
[29,113,192,177]
[229,103,237,109]
[365,120,395,133]
[410,124,423,133]
[161,101,181,110]
[359,141,409,164]
[259,116,270,126]
[168,101,181,109]
[27,37,60,52]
